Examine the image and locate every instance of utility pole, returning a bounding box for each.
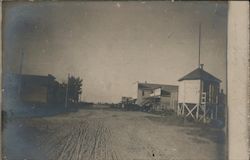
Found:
[19,50,24,75]
[65,73,70,108]
[18,50,24,97]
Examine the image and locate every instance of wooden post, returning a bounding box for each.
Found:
[196,104,199,120]
[177,104,180,115]
[203,104,206,123]
[181,103,185,115]
[199,80,203,121]
[215,104,218,120]
[210,108,213,119]
[179,104,181,116]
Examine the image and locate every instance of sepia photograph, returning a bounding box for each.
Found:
[1,1,246,160]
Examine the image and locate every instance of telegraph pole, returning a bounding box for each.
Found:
[19,50,24,75]
[65,73,70,108]
[18,50,24,97]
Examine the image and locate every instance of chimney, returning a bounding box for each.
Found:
[199,64,204,70]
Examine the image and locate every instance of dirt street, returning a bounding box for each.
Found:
[3,109,225,160]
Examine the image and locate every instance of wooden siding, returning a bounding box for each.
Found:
[178,80,201,104]
[178,80,220,105]
[21,86,48,103]
[202,81,220,105]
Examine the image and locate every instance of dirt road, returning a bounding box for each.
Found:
[3,109,225,160]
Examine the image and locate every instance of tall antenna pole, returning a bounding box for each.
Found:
[198,23,201,68]
[198,23,202,121]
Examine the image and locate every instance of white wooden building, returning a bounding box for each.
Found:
[136,83,178,111]
[177,65,221,122]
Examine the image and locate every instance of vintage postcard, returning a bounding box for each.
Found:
[1,1,249,160]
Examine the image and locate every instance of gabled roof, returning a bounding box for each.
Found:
[178,68,221,83]
[138,83,178,92]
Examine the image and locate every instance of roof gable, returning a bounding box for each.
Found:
[178,68,221,83]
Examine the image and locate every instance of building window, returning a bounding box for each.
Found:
[142,90,144,96]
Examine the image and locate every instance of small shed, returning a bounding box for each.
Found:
[177,65,221,122]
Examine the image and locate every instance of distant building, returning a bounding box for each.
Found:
[177,65,221,122]
[136,82,178,111]
[20,74,57,103]
[4,73,58,104]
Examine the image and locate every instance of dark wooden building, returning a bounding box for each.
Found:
[4,73,58,104]
[19,74,57,103]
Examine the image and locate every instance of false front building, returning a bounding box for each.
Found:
[136,82,178,111]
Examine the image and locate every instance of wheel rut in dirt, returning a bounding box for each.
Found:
[40,119,120,160]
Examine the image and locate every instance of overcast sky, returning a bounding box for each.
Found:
[3,1,228,103]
